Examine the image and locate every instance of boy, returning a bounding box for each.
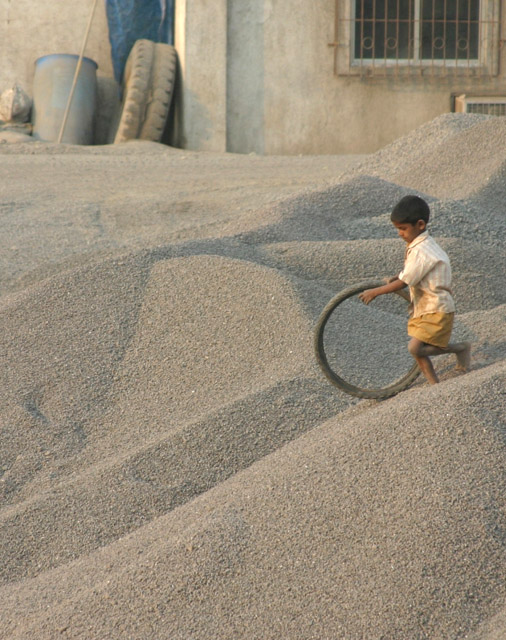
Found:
[358,195,471,385]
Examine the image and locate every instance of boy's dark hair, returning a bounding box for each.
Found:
[390,195,430,225]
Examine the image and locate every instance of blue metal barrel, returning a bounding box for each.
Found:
[32,54,98,144]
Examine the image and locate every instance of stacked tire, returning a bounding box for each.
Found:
[110,39,177,144]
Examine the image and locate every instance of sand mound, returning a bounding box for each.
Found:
[263,237,506,314]
[362,113,506,199]
[1,113,505,639]
[0,376,347,585]
[0,252,349,584]
[1,362,505,640]
[0,149,362,296]
[0,253,313,497]
[237,175,415,244]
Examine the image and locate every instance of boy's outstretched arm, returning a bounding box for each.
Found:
[359,277,407,305]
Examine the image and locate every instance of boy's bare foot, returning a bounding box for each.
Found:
[455,342,471,372]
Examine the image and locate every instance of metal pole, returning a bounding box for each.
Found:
[57,0,99,143]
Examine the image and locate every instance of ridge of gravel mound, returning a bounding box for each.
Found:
[356,113,506,199]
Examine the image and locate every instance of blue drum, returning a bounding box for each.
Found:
[32,54,98,144]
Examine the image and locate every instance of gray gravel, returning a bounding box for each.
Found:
[0,114,505,639]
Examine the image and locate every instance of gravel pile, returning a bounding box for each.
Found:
[0,114,505,639]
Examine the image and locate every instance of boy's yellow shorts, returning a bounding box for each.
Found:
[407,312,454,348]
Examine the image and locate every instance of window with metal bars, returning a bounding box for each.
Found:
[333,0,501,76]
[354,0,480,62]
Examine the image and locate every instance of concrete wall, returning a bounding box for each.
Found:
[175,0,506,155]
[259,0,506,154]
[171,0,227,151]
[226,0,265,154]
[0,0,113,87]
[0,0,116,142]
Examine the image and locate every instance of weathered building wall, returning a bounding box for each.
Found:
[0,0,113,89]
[0,0,115,142]
[171,0,227,151]
[260,0,505,154]
[226,1,265,154]
[175,0,506,155]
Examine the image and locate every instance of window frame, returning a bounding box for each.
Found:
[333,0,501,76]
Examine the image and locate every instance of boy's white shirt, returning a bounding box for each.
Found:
[398,231,455,318]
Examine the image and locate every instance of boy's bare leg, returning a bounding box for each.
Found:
[452,342,472,371]
[415,354,440,384]
[408,338,471,384]
[414,340,472,372]
[408,337,439,383]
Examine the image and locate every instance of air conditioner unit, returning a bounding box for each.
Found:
[454,94,506,116]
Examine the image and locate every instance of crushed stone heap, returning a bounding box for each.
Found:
[0,114,505,639]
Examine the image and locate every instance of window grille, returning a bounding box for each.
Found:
[332,0,502,77]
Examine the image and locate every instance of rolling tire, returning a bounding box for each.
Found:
[314,281,420,399]
[139,43,177,142]
[113,39,155,143]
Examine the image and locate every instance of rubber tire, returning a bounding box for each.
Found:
[314,280,420,399]
[113,39,155,143]
[139,43,177,142]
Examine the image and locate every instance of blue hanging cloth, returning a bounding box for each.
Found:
[106,0,174,83]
